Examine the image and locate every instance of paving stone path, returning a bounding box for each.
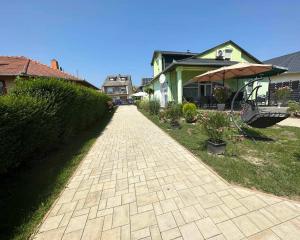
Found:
[34,106,300,240]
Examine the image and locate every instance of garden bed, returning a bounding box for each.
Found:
[139,108,300,200]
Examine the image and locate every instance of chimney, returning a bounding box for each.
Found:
[51,59,59,70]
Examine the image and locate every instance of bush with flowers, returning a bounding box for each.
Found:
[275,86,291,105]
[201,111,230,143]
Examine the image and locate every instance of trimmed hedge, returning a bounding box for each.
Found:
[0,78,111,174]
[182,103,197,123]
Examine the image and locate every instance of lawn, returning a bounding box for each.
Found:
[140,109,300,200]
[0,109,115,240]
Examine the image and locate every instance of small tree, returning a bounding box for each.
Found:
[145,88,154,101]
[213,86,231,104]
[275,86,291,105]
[132,85,138,93]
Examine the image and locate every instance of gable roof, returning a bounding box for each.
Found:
[102,75,132,87]
[144,58,239,87]
[194,40,262,63]
[175,58,238,66]
[0,56,98,89]
[151,50,198,65]
[264,51,300,73]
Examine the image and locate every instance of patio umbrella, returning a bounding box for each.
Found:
[131,92,148,97]
[191,62,287,83]
[189,62,288,137]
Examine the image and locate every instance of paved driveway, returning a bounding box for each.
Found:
[278,117,300,128]
[34,106,300,240]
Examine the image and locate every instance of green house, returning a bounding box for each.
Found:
[146,40,265,107]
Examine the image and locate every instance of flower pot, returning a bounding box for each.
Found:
[217,103,225,111]
[277,102,282,108]
[186,117,197,123]
[207,140,226,155]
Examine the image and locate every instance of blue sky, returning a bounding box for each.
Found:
[1,0,299,87]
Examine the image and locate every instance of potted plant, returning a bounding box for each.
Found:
[213,86,230,111]
[201,111,229,154]
[275,86,291,107]
[182,103,197,123]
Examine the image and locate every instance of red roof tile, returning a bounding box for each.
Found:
[0,56,98,89]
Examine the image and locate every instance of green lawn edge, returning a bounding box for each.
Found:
[138,108,300,200]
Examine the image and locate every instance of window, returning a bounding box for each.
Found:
[120,77,127,81]
[109,78,115,81]
[120,87,126,93]
[106,87,114,94]
[183,82,212,100]
[225,49,233,60]
[0,81,5,95]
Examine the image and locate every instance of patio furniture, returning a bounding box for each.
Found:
[237,83,289,128]
[191,62,289,138]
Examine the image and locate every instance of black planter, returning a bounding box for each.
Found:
[207,140,226,155]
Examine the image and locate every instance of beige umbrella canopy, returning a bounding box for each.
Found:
[192,62,286,83]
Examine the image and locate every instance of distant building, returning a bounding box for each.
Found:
[102,74,133,103]
[0,56,98,95]
[137,77,153,92]
[264,51,300,102]
[142,78,153,86]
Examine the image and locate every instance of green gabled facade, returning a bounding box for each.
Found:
[146,40,264,107]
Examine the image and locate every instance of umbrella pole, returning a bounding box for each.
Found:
[268,76,271,106]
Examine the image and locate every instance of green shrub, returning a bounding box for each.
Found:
[201,111,230,143]
[0,78,111,174]
[135,100,141,108]
[213,86,231,103]
[149,100,160,115]
[158,110,167,122]
[182,103,197,123]
[287,100,300,113]
[139,100,149,112]
[166,103,182,126]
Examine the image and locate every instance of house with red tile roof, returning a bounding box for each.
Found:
[0,56,98,94]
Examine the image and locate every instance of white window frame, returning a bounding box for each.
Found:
[183,82,212,98]
[224,48,233,60]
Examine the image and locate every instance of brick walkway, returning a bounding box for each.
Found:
[34,106,300,240]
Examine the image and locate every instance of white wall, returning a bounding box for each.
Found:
[269,72,300,83]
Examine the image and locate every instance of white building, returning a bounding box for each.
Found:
[264,51,300,102]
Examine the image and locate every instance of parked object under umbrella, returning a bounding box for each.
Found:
[191,62,290,137]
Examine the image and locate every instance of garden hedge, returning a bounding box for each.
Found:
[0,78,111,174]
